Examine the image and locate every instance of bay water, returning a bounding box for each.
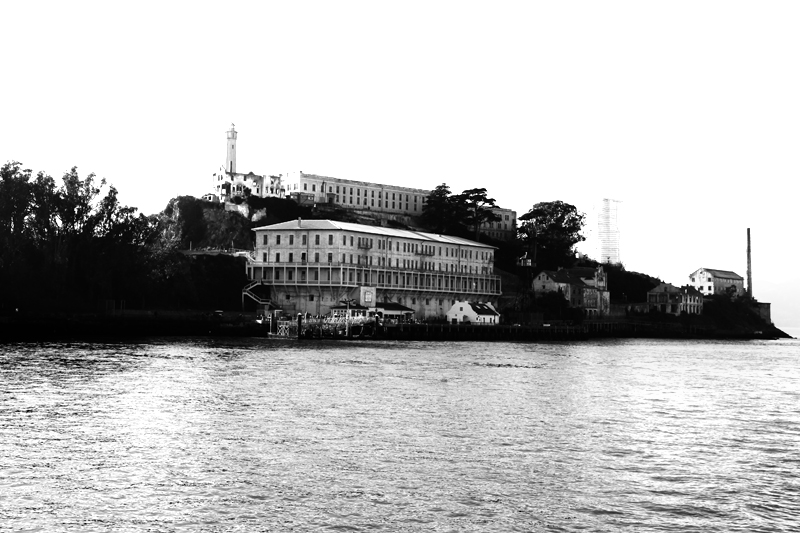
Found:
[1,338,798,532]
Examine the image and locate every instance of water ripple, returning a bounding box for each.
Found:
[1,338,799,531]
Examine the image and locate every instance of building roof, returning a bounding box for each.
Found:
[693,268,744,280]
[374,302,414,312]
[468,302,500,316]
[648,282,680,294]
[563,267,601,280]
[253,219,496,249]
[649,283,704,296]
[539,270,587,286]
[329,303,370,310]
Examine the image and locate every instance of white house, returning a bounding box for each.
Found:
[688,268,744,296]
[446,301,500,324]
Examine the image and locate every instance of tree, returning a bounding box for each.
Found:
[0,161,162,311]
[454,187,501,240]
[518,201,586,271]
[419,183,469,235]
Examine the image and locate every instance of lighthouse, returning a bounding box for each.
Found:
[226,123,237,174]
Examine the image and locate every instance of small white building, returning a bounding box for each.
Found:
[446,301,500,325]
[688,268,744,296]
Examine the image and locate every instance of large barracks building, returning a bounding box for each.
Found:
[244,219,501,319]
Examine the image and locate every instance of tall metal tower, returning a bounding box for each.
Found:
[598,198,621,264]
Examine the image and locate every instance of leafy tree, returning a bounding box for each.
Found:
[518,200,586,271]
[0,161,160,312]
[420,184,455,234]
[454,187,501,240]
[419,183,472,237]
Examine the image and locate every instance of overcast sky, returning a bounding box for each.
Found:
[3,1,798,332]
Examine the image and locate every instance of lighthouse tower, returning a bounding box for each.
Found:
[226,123,237,174]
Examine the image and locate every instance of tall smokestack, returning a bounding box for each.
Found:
[747,228,752,298]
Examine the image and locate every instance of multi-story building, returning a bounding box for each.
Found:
[279,173,519,239]
[243,219,501,319]
[479,207,517,241]
[647,283,703,315]
[688,268,745,296]
[532,266,610,317]
[281,171,430,217]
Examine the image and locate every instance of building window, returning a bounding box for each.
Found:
[303,183,307,190]
[288,253,293,262]
[301,252,306,262]
[328,234,333,245]
[285,294,291,300]
[315,252,319,262]
[315,235,320,245]
[262,235,268,245]
[276,235,281,245]
[262,252,267,262]
[288,271,293,280]
[275,253,281,262]
[309,294,315,301]
[289,235,294,245]
[328,253,333,263]
[302,235,307,245]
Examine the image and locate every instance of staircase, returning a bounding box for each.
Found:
[242,280,271,305]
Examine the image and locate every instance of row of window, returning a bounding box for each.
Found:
[297,182,423,202]
[282,293,459,307]
[260,233,493,262]
[274,270,496,292]
[266,267,497,288]
[333,195,415,211]
[261,251,492,273]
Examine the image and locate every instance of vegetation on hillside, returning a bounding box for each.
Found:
[2,159,780,334]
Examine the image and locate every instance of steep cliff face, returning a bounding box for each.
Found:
[157,195,314,251]
[159,196,252,250]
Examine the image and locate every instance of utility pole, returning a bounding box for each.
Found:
[747,228,753,299]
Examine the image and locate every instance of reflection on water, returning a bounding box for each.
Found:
[1,338,799,532]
